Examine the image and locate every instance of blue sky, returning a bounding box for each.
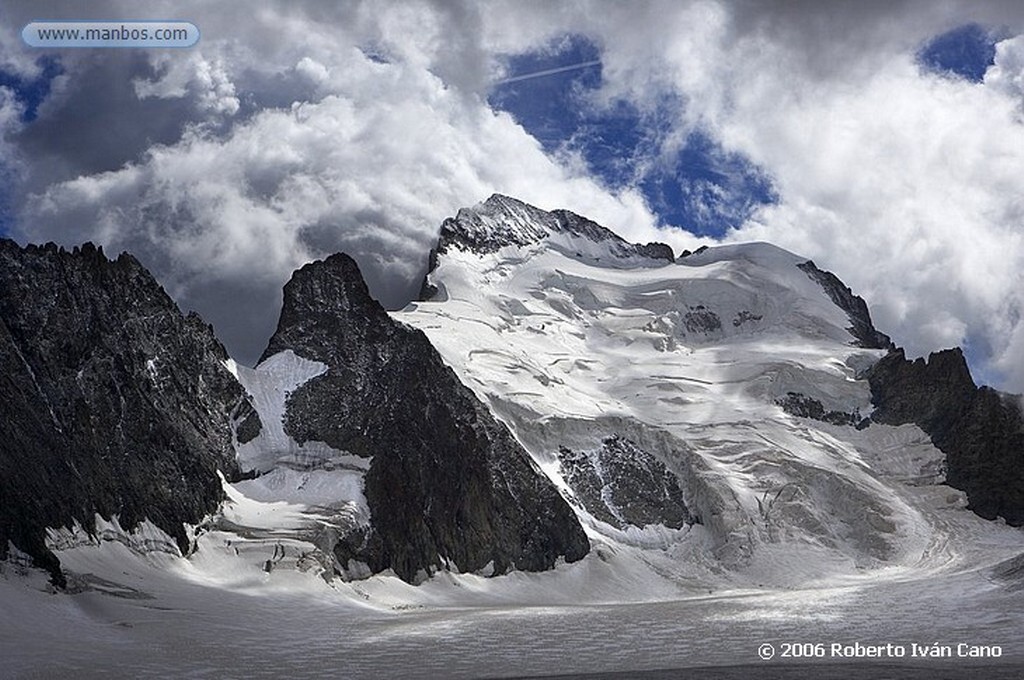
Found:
[918,22,1000,81]
[488,34,777,237]
[0,56,61,123]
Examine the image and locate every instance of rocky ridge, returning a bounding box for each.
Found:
[797,260,894,351]
[794,258,1024,525]
[868,348,1024,524]
[0,239,258,585]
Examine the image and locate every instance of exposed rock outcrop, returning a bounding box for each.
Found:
[0,240,257,585]
[558,435,695,530]
[777,392,866,428]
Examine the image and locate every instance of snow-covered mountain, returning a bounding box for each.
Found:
[3,198,1024,678]
[396,194,1023,583]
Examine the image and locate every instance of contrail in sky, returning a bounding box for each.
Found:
[494,60,601,85]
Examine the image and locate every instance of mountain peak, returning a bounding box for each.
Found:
[439,194,562,254]
[436,194,675,263]
[259,252,390,365]
[0,238,255,585]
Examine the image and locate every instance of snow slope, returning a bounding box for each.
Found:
[214,350,370,580]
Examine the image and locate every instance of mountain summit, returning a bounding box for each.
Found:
[435,193,675,261]
[401,195,1024,577]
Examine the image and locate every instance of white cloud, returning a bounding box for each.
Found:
[468,0,1024,390]
[0,86,24,136]
[0,86,26,189]
[294,57,329,86]
[705,33,1024,392]
[986,35,1024,103]
[1,22,44,81]
[133,53,239,116]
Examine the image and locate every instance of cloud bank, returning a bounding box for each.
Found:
[7,0,1024,392]
[12,1,672,362]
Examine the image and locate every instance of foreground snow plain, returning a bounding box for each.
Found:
[5,232,1024,678]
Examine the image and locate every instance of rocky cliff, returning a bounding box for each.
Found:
[0,240,258,585]
[261,252,590,582]
[868,347,1024,524]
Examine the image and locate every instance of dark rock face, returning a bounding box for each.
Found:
[797,261,894,350]
[417,246,441,301]
[732,310,763,327]
[0,240,257,585]
[262,253,590,582]
[436,194,552,254]
[634,242,676,263]
[678,245,709,258]
[867,349,976,432]
[558,436,694,530]
[777,392,865,428]
[868,348,1024,524]
[683,306,722,334]
[549,209,623,246]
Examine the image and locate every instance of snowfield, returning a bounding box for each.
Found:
[5,221,1024,677]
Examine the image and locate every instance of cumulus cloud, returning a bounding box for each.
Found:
[0,87,24,203]
[0,86,24,143]
[133,53,240,116]
[986,35,1024,102]
[699,24,1024,392]
[0,22,45,81]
